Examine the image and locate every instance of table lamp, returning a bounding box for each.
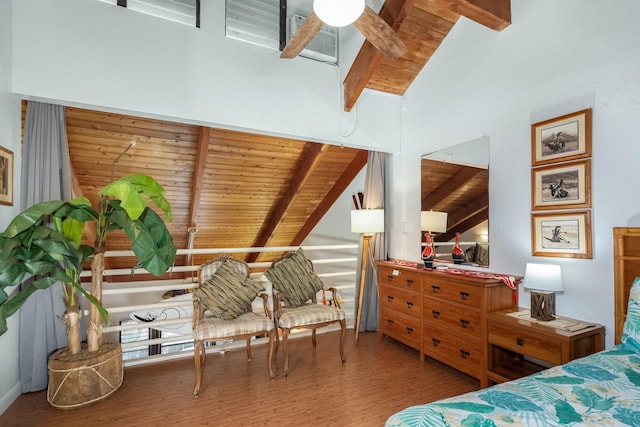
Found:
[524,263,564,321]
[351,209,384,343]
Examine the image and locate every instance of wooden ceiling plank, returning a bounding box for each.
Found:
[422,166,484,207]
[451,0,511,31]
[289,150,369,246]
[246,143,329,263]
[343,0,417,111]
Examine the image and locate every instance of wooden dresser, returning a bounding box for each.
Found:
[378,261,520,387]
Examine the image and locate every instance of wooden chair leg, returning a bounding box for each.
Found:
[312,328,317,348]
[246,339,252,361]
[339,319,346,363]
[193,341,203,397]
[283,328,290,377]
[268,330,275,378]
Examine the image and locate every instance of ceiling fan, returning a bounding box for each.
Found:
[280,0,407,60]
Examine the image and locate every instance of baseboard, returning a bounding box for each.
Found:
[0,381,21,416]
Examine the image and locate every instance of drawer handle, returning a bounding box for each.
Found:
[432,338,440,347]
[432,285,440,293]
[460,319,470,328]
[460,350,470,359]
[406,301,414,309]
[406,327,414,335]
[460,291,470,300]
[432,310,440,318]
[516,338,524,346]
[387,319,394,326]
[387,295,394,302]
[387,275,394,281]
[406,279,414,287]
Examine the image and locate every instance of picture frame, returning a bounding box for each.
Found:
[532,160,591,211]
[531,210,592,259]
[531,108,592,166]
[0,145,13,206]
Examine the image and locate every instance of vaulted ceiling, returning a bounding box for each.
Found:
[344,0,511,110]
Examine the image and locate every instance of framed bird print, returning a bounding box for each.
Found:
[531,108,592,166]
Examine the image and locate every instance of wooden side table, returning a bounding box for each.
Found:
[486,308,605,386]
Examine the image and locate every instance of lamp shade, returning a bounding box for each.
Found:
[524,263,564,292]
[351,209,384,234]
[313,0,365,27]
[420,211,447,233]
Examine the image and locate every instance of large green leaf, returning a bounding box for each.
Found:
[100,174,172,222]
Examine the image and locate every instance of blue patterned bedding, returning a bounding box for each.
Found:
[385,347,640,427]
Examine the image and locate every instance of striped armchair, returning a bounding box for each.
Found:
[192,255,275,397]
[266,249,346,376]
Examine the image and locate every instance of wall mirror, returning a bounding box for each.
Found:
[421,136,490,266]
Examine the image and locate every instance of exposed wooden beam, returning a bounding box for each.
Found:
[451,0,511,31]
[437,205,488,242]
[185,126,210,266]
[422,166,483,207]
[343,0,416,111]
[246,143,329,263]
[289,150,369,246]
[442,192,488,232]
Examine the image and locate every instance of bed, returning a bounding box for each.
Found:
[385,276,640,427]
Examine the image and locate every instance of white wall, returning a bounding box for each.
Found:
[11,0,400,153]
[0,0,23,415]
[395,0,640,347]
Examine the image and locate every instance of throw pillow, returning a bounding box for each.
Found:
[265,248,325,307]
[194,260,263,320]
[621,276,640,352]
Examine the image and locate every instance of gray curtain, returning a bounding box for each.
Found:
[356,151,388,332]
[19,102,73,392]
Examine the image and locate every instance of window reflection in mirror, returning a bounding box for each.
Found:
[421,136,489,267]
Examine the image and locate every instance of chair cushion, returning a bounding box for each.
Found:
[277,303,345,329]
[193,311,274,341]
[622,277,640,351]
[265,248,325,307]
[194,260,263,320]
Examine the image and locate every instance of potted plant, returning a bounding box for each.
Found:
[0,173,176,408]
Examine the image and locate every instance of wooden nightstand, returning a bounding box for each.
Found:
[486,308,605,386]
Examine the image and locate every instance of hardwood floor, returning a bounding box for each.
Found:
[1,330,479,426]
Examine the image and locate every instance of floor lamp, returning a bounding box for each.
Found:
[351,209,385,343]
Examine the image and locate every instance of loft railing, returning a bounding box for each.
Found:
[79,244,359,366]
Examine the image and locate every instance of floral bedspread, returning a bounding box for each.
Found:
[385,347,640,427]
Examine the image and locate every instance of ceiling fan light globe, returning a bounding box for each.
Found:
[313,0,365,27]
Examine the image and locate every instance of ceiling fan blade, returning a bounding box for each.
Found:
[280,12,325,59]
[353,6,407,59]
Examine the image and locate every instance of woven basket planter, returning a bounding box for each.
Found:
[47,342,123,410]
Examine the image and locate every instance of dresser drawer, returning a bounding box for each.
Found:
[423,278,482,307]
[381,306,421,350]
[381,284,421,318]
[379,266,421,292]
[488,320,563,365]
[423,325,481,379]
[423,297,480,339]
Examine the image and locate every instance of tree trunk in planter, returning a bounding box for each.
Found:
[61,306,82,355]
[47,342,123,410]
[88,251,105,352]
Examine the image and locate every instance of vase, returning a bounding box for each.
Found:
[422,232,435,268]
[452,232,464,264]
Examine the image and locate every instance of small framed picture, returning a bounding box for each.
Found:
[532,160,591,211]
[531,210,592,259]
[531,108,592,166]
[0,146,13,206]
